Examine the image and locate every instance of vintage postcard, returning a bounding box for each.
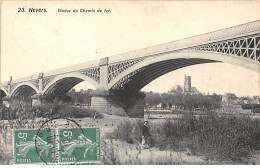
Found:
[0,0,260,165]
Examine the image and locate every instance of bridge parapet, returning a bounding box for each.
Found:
[0,21,259,106]
[1,21,259,87]
[109,20,260,63]
[1,59,101,85]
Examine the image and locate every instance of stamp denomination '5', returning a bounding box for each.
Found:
[59,128,100,163]
[13,127,100,164]
[13,129,56,164]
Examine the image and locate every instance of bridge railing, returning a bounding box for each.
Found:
[1,58,101,85]
[1,21,259,85]
[109,20,260,63]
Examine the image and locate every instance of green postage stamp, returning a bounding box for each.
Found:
[59,128,100,163]
[13,127,100,164]
[13,129,56,164]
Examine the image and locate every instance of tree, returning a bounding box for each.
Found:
[67,89,92,105]
[144,91,222,111]
[144,91,161,106]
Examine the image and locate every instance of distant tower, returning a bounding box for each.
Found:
[184,75,191,93]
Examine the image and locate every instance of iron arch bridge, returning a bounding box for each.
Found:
[1,20,260,113]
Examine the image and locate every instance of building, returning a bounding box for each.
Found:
[169,75,199,94]
[184,75,191,93]
[222,93,238,102]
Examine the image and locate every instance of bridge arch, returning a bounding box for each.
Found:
[42,72,98,95]
[0,87,8,97]
[0,90,7,99]
[108,51,260,91]
[10,82,38,98]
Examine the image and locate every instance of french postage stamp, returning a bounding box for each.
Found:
[13,129,56,164]
[13,118,101,164]
[59,127,101,163]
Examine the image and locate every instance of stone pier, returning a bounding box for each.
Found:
[90,90,128,117]
[31,94,42,106]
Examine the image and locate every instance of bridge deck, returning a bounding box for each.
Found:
[1,20,260,85]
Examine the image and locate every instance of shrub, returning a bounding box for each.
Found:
[0,103,103,120]
[108,112,260,162]
[33,104,103,119]
[152,112,260,162]
[107,120,143,144]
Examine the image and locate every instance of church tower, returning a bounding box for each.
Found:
[184,75,191,93]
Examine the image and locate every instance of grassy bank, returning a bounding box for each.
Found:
[108,112,260,163]
[0,103,103,120]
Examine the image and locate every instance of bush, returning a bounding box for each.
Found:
[0,103,103,120]
[107,120,143,144]
[32,104,103,119]
[151,112,260,162]
[108,112,260,162]
[0,102,31,120]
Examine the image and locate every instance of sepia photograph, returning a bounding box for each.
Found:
[0,0,260,165]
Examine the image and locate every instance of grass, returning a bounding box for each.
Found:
[0,103,103,120]
[0,103,104,164]
[107,120,143,144]
[0,103,103,164]
[108,111,260,163]
[33,104,104,119]
[102,139,183,165]
[1,101,260,164]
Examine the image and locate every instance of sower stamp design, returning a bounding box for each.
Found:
[59,128,100,163]
[14,129,56,164]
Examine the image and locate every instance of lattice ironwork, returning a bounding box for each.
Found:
[110,34,260,89]
[190,35,260,61]
[79,67,100,83]
[111,68,144,89]
[1,21,259,94]
[43,76,55,89]
[43,77,83,95]
[30,80,39,89]
[10,83,18,93]
[109,21,260,62]
[108,58,144,83]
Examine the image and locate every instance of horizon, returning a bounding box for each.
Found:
[72,62,260,97]
[72,84,260,98]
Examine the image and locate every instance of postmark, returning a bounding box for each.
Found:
[59,127,101,163]
[35,117,84,164]
[37,117,100,164]
[13,129,56,164]
[13,118,101,164]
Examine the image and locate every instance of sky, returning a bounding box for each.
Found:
[1,1,260,97]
